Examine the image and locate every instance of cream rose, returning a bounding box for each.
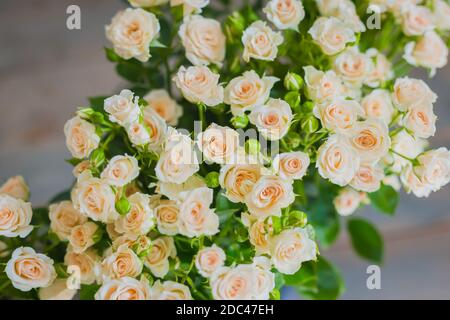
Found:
[179,15,225,66]
[414,148,450,192]
[0,194,33,238]
[0,176,29,201]
[245,175,295,220]
[68,221,99,254]
[64,248,99,285]
[269,228,317,275]
[365,49,394,88]
[72,172,118,223]
[177,187,219,237]
[114,192,154,237]
[402,103,437,139]
[100,244,143,280]
[272,151,310,180]
[401,5,434,36]
[150,280,193,300]
[126,122,151,146]
[144,236,176,278]
[95,277,151,300]
[224,71,278,116]
[101,155,140,187]
[144,89,183,126]
[195,244,226,277]
[392,77,437,112]
[156,174,206,200]
[106,8,160,62]
[241,20,284,62]
[303,66,344,102]
[49,201,87,241]
[333,47,374,87]
[263,0,305,31]
[308,17,356,56]
[390,130,426,172]
[142,105,168,152]
[249,98,293,141]
[104,89,140,126]
[197,124,240,164]
[348,119,391,163]
[38,279,77,300]
[154,200,180,235]
[219,164,263,203]
[210,264,258,300]
[361,89,395,125]
[251,256,275,300]
[173,65,224,106]
[316,134,360,186]
[241,212,271,255]
[64,116,100,159]
[350,163,384,192]
[170,0,209,16]
[333,187,364,216]
[400,164,433,198]
[404,31,448,76]
[72,160,91,178]
[433,0,450,30]
[313,97,364,133]
[6,247,56,292]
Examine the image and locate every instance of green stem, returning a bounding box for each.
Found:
[197,103,206,130]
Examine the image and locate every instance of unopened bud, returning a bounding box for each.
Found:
[284,72,304,91]
[302,101,314,112]
[288,210,308,228]
[231,115,249,129]
[90,148,106,168]
[245,139,261,155]
[115,195,131,216]
[285,132,301,149]
[205,172,220,188]
[284,91,301,110]
[301,116,319,133]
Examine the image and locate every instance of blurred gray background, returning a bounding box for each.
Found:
[1,0,449,299]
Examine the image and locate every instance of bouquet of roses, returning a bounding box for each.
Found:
[1,0,449,300]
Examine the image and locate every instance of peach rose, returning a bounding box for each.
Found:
[241,212,271,255]
[350,163,384,192]
[197,124,240,164]
[72,160,91,178]
[150,280,193,300]
[308,17,356,55]
[64,248,99,285]
[219,164,263,203]
[361,89,395,125]
[38,279,77,300]
[333,47,374,87]
[365,49,393,88]
[241,20,283,62]
[114,192,155,237]
[0,194,33,238]
[333,187,365,216]
[64,116,100,159]
[0,176,29,201]
[104,89,140,126]
[95,277,151,300]
[68,221,99,254]
[144,89,183,126]
[154,200,180,235]
[143,106,168,152]
[263,0,305,31]
[400,164,433,198]
[402,103,437,139]
[433,0,450,31]
[195,244,226,277]
[100,244,143,280]
[392,77,437,112]
[144,236,176,278]
[101,155,140,187]
[126,122,151,146]
[210,265,258,300]
[303,66,344,102]
[252,256,275,300]
[414,148,450,192]
[314,97,364,133]
[272,151,310,180]
[401,5,434,36]
[49,201,87,241]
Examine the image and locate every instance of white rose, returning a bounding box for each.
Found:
[101,155,140,187]
[388,0,421,16]
[308,17,356,56]
[106,8,160,62]
[170,0,209,16]
[155,133,199,184]
[224,71,278,116]
[0,176,29,201]
[210,265,258,300]
[350,163,384,192]
[361,89,395,125]
[95,277,151,300]
[114,192,154,237]
[392,77,437,112]
[72,171,118,223]
[263,0,305,30]
[156,175,206,201]
[252,256,275,300]
[433,0,450,30]
[177,187,219,237]
[129,0,169,7]
[144,89,183,126]
[144,236,176,278]
[142,106,168,152]
[173,65,224,106]
[197,124,240,164]
[64,116,100,159]
[390,130,426,172]
[72,160,91,178]
[347,119,391,163]
[245,175,295,220]
[249,98,293,141]
[150,280,193,300]
[272,151,310,180]
[404,31,448,76]
[400,164,433,198]
[401,5,434,36]
[100,244,143,280]
[414,148,450,192]
[241,212,271,255]
[333,187,364,216]
[0,194,33,238]
[104,89,140,126]
[6,247,56,292]
[195,244,226,277]
[316,134,360,186]
[49,201,87,241]
[68,221,99,254]
[154,200,180,235]
[402,103,437,139]
[303,66,344,102]
[179,15,226,67]
[365,48,394,88]
[126,122,151,146]
[219,164,263,203]
[241,20,284,62]
[64,248,99,285]
[38,279,77,300]
[269,228,317,275]
[333,47,374,87]
[314,97,364,133]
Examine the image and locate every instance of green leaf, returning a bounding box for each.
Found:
[150,39,167,48]
[347,218,384,263]
[104,47,120,62]
[79,284,101,300]
[284,260,316,288]
[88,96,108,112]
[368,183,399,215]
[49,189,72,203]
[116,62,144,83]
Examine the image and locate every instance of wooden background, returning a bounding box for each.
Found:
[1,0,449,299]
